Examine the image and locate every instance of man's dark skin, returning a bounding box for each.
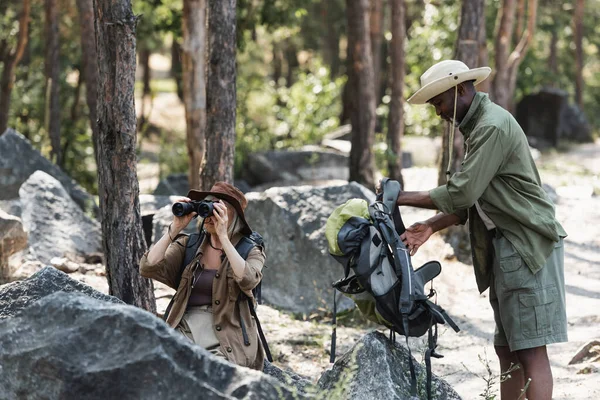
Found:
[396,81,553,400]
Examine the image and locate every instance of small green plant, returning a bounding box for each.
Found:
[461,349,527,400]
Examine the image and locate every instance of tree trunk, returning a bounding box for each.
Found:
[439,0,485,185]
[346,0,376,190]
[387,0,405,186]
[140,48,151,97]
[201,0,236,189]
[514,0,526,46]
[491,0,538,111]
[370,0,384,104]
[322,2,341,78]
[182,0,207,191]
[477,8,490,93]
[45,0,61,165]
[0,0,30,136]
[573,0,585,108]
[94,0,156,312]
[75,0,99,156]
[284,39,298,88]
[505,0,538,111]
[548,28,558,81]
[491,0,517,109]
[171,39,184,102]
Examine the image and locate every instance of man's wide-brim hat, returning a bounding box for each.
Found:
[187,182,252,236]
[408,60,491,105]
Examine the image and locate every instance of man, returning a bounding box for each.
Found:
[396,60,567,400]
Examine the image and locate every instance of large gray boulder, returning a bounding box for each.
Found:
[153,173,189,196]
[516,88,593,149]
[242,148,349,187]
[263,361,314,395]
[18,171,102,264]
[318,331,462,400]
[245,182,375,313]
[0,210,28,281]
[0,266,121,319]
[0,129,97,214]
[0,291,310,400]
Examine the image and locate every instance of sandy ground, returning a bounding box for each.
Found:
[8,83,598,398]
[13,156,595,400]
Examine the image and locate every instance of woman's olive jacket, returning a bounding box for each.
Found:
[139,233,266,370]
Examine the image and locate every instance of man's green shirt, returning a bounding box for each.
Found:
[430,92,567,293]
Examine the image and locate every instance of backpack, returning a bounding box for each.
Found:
[163,230,272,362]
[325,178,459,399]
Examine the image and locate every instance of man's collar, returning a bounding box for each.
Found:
[459,92,489,139]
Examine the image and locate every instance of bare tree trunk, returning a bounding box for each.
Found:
[574,0,585,108]
[346,0,376,189]
[137,46,151,133]
[370,0,384,104]
[284,39,298,88]
[322,2,341,78]
[492,0,538,111]
[477,8,490,93]
[491,0,517,109]
[182,0,207,191]
[45,0,61,164]
[94,0,156,312]
[387,0,405,186]
[201,0,236,189]
[438,0,485,185]
[505,0,538,110]
[548,28,558,81]
[0,0,30,136]
[514,0,526,46]
[171,39,184,102]
[75,0,99,156]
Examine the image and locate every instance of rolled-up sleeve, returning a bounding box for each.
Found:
[139,236,188,289]
[430,126,504,214]
[234,246,266,292]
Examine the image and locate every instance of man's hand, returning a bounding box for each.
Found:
[400,221,433,256]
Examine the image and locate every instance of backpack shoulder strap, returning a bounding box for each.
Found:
[379,177,406,235]
[235,231,264,258]
[182,232,203,271]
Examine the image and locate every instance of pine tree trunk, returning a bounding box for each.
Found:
[0,0,30,136]
[477,8,490,93]
[94,0,156,312]
[346,0,376,190]
[322,2,341,78]
[548,28,558,81]
[370,0,384,104]
[387,0,405,186]
[182,0,207,191]
[45,0,61,165]
[171,40,184,102]
[201,0,236,189]
[573,0,585,108]
[439,0,485,185]
[491,0,517,109]
[75,0,99,157]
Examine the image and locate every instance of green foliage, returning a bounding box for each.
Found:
[235,27,344,175]
[157,131,189,180]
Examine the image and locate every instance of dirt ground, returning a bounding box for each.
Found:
[9,82,598,398]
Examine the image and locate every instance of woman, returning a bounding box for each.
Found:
[139,182,266,370]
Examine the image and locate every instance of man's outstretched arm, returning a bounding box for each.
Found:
[396,191,438,209]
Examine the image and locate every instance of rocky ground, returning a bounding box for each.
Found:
[7,76,598,398]
[9,140,599,399]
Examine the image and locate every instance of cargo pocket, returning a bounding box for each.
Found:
[498,256,533,291]
[519,286,559,338]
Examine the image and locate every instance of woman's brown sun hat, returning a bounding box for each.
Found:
[187,182,252,236]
